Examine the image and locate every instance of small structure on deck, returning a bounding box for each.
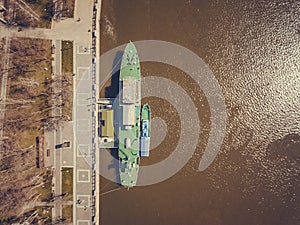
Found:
[98,98,117,148]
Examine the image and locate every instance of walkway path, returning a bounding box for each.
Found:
[51,39,63,221]
[0,0,92,45]
[0,37,10,151]
[0,0,14,151]
[0,0,102,224]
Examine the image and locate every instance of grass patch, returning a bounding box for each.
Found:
[36,206,52,224]
[61,40,73,74]
[61,167,73,200]
[19,128,40,149]
[61,40,73,120]
[62,74,73,120]
[24,0,54,28]
[62,205,73,222]
[1,37,53,219]
[36,169,53,202]
[5,38,52,148]
[35,171,53,202]
[62,0,75,18]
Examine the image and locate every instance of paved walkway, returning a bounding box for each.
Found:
[0,37,10,149]
[51,39,63,220]
[0,2,14,151]
[0,0,102,224]
[0,1,92,45]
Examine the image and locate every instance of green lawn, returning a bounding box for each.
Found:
[61,40,74,74]
[61,40,74,120]
[62,73,73,120]
[36,206,52,224]
[62,0,75,18]
[61,167,73,200]
[7,38,52,148]
[62,205,73,222]
[36,169,53,202]
[24,0,54,28]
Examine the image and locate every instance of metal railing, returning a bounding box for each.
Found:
[91,1,98,224]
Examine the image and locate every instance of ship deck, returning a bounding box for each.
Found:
[119,105,141,160]
[118,42,141,187]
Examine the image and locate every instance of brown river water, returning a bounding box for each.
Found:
[99,0,300,225]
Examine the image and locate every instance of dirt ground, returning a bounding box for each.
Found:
[0,37,54,223]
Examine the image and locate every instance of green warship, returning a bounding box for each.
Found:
[118,42,141,187]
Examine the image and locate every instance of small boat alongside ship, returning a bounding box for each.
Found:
[140,104,151,157]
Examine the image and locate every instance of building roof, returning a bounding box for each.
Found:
[101,110,114,137]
